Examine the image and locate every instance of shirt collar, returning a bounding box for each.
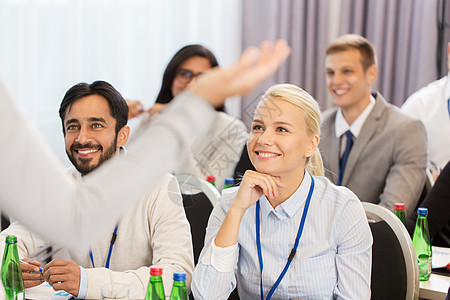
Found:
[69,167,83,182]
[335,95,376,138]
[259,171,313,220]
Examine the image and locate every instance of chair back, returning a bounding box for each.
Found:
[0,212,10,231]
[175,173,220,264]
[362,202,419,300]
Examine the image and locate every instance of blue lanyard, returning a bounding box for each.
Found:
[89,224,118,269]
[256,176,315,300]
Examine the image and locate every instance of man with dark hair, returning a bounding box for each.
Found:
[59,81,129,135]
[58,81,130,175]
[320,34,427,215]
[0,81,194,298]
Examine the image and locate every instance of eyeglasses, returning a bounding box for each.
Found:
[175,68,203,84]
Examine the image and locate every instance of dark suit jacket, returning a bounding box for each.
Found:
[320,92,427,215]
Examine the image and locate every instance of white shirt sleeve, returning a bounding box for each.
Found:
[192,190,240,299]
[201,239,238,273]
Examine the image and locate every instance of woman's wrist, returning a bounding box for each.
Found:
[214,204,246,248]
[228,202,248,219]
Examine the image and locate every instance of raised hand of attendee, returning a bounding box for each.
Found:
[43,259,81,297]
[187,40,291,108]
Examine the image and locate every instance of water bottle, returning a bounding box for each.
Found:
[145,265,165,300]
[206,175,215,187]
[412,207,432,281]
[224,177,234,189]
[1,235,25,300]
[169,271,188,300]
[394,202,406,227]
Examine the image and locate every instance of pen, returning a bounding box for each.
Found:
[19,259,43,273]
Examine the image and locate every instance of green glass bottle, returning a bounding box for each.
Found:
[206,175,215,187]
[145,265,165,300]
[224,177,234,189]
[412,207,432,281]
[169,271,188,300]
[1,235,25,300]
[394,202,406,227]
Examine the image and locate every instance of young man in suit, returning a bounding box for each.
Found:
[320,34,427,215]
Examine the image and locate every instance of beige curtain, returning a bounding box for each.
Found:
[242,0,331,126]
[339,0,448,106]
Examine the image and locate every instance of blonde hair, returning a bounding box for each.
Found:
[260,83,324,176]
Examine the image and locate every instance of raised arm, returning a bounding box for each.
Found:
[0,40,291,251]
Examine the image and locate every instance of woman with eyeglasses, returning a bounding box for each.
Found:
[192,84,372,299]
[126,45,221,119]
[152,44,223,115]
[141,45,248,191]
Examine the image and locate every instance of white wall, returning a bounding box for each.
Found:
[0,0,242,166]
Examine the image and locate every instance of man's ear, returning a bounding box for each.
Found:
[366,64,378,85]
[116,125,130,148]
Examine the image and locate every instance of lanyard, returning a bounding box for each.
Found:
[89,224,118,269]
[256,176,315,300]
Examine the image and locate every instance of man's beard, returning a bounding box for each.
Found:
[67,138,117,175]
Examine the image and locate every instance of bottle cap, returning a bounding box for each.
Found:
[173,271,186,281]
[150,265,163,276]
[5,235,17,244]
[224,177,234,185]
[206,175,215,182]
[394,203,405,210]
[417,207,428,216]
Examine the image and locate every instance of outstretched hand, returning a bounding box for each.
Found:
[187,40,291,107]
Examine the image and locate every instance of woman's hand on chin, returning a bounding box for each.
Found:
[232,170,284,212]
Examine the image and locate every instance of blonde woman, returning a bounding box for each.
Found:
[192,84,372,299]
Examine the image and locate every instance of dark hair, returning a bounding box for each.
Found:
[155,44,224,112]
[326,34,377,71]
[59,81,128,134]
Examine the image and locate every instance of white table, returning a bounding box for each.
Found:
[419,273,450,299]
